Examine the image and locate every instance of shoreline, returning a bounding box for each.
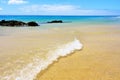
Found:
[35,24,120,80]
[34,50,81,80]
[0,23,120,80]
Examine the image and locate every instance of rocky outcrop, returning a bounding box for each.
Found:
[27,21,39,26]
[47,20,63,23]
[0,20,39,27]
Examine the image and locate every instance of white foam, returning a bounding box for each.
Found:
[1,38,83,80]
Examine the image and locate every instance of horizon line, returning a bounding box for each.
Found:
[0,14,120,16]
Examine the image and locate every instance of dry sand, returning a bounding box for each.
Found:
[36,24,120,80]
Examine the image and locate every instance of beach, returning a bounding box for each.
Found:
[0,0,120,79]
[0,16,120,80]
[36,24,120,80]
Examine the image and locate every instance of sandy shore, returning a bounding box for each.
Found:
[0,24,120,80]
[36,24,120,80]
[0,26,79,80]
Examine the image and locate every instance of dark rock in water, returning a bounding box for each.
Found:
[47,20,63,23]
[0,20,39,27]
[0,20,26,26]
[27,21,39,26]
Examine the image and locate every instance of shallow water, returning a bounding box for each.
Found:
[36,24,120,80]
[0,25,83,80]
[0,22,120,80]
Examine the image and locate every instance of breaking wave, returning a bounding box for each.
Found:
[1,38,83,80]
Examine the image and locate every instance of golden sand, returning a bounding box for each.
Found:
[0,24,120,80]
[36,25,120,80]
[0,27,77,79]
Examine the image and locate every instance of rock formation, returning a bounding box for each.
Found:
[0,20,39,27]
[47,20,63,23]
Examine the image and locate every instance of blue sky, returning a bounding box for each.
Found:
[0,0,120,15]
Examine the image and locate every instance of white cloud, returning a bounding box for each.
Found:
[20,4,79,12]
[41,5,77,12]
[70,9,114,15]
[8,0,27,4]
[19,4,118,15]
[0,7,3,11]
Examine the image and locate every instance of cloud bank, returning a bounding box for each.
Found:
[19,4,118,15]
[8,0,27,4]
[20,4,78,12]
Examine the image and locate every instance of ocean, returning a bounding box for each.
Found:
[0,15,120,80]
[0,15,120,24]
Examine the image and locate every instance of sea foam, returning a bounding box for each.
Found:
[1,38,83,80]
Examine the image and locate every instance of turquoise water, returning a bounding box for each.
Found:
[0,15,120,25]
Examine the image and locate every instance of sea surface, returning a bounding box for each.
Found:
[0,15,120,80]
[0,15,120,25]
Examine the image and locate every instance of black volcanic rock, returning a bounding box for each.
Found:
[27,21,39,26]
[47,20,63,23]
[0,20,39,27]
[0,20,26,26]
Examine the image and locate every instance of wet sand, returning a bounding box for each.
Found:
[0,26,79,80]
[0,24,120,80]
[36,24,120,80]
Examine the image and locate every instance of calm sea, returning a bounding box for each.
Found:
[0,15,120,24]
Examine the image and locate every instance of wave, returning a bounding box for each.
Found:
[1,38,83,80]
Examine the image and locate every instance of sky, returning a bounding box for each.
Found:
[0,0,120,15]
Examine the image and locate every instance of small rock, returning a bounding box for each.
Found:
[27,21,39,26]
[47,20,63,23]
